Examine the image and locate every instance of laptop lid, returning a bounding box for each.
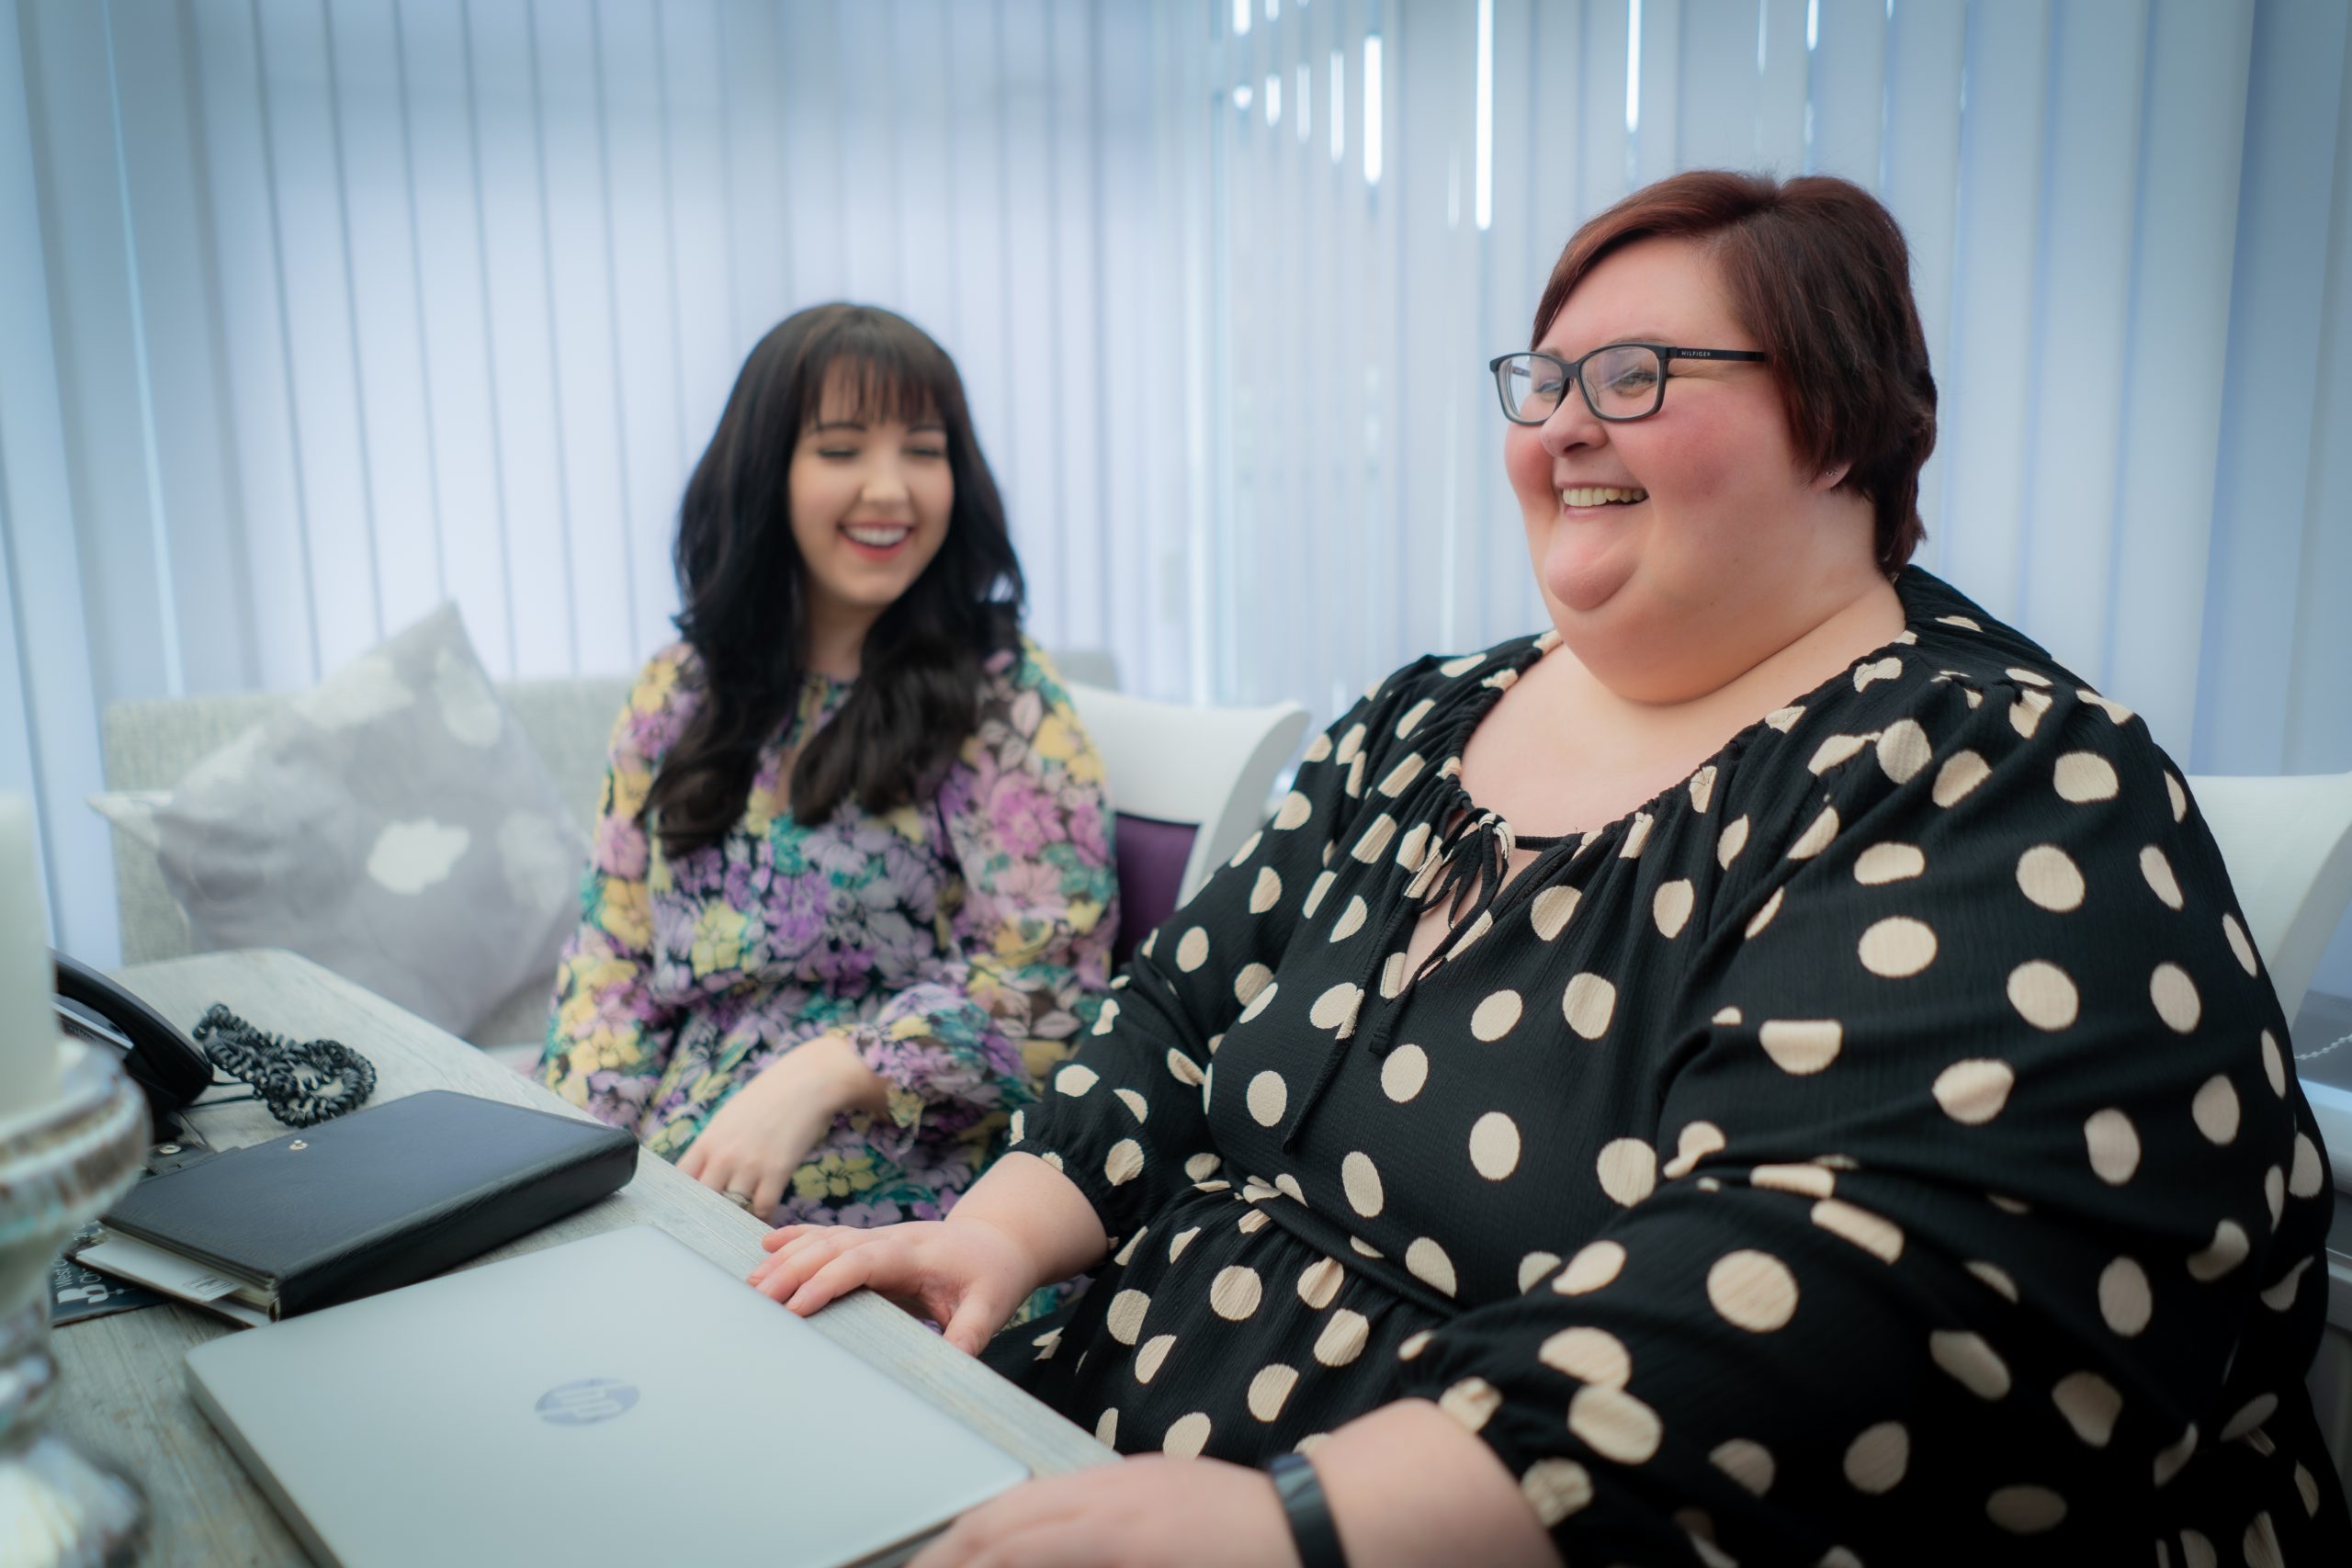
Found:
[186,1224,1030,1568]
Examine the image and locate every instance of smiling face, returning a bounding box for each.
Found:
[1504,234,1878,702]
[786,369,955,663]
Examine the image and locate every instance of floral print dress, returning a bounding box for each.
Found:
[537,637,1117,1226]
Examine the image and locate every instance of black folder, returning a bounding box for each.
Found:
[96,1090,636,1319]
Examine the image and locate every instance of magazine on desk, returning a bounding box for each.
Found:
[78,1089,635,1325]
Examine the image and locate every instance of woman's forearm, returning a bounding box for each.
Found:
[945,1150,1113,1288]
[1313,1399,1560,1568]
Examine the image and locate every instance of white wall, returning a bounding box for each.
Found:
[6,0,2350,998]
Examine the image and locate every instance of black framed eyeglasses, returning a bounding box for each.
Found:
[1487,343,1770,424]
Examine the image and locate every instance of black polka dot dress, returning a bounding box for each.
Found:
[989,569,2350,1565]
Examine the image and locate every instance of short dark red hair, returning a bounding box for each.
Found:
[1532,170,1937,570]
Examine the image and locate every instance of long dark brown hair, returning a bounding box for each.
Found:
[646,304,1024,856]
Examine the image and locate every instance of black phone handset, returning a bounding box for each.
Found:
[51,951,213,1132]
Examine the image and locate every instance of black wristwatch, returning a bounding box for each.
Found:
[1267,1451,1349,1568]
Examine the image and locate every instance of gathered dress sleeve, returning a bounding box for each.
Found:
[1386,681,2338,1564]
[1011,675,1411,1245]
[537,650,691,1130]
[841,645,1124,1154]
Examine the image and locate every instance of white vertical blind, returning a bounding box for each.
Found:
[6,0,2352,995]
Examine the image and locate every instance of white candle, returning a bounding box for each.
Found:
[0,795,62,1119]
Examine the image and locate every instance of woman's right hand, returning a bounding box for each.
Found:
[748,1216,1038,1355]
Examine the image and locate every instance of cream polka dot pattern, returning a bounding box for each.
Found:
[1567,1385,1663,1464]
[1745,886,1784,937]
[1931,1331,2012,1399]
[2084,1109,2141,1184]
[1314,1310,1370,1367]
[1517,1251,1562,1292]
[2054,752,2120,803]
[1104,1139,1145,1185]
[2007,961,2079,1031]
[1662,1120,1727,1179]
[1877,718,1932,783]
[1105,1290,1151,1345]
[2223,913,2259,976]
[1176,927,1211,971]
[1209,1266,1264,1321]
[1856,842,1927,884]
[1758,1019,1842,1075]
[1844,1422,1909,1494]
[1934,750,1992,806]
[1309,982,1364,1035]
[1406,1238,1457,1297]
[1470,989,1523,1041]
[2099,1258,2153,1337]
[1710,1438,1776,1497]
[1380,1043,1429,1102]
[1987,1486,2066,1534]
[1789,805,1840,859]
[1161,1413,1212,1457]
[2016,845,2084,911]
[1933,1058,2015,1124]
[2151,964,2201,1033]
[1341,1151,1385,1216]
[1653,878,1696,937]
[1859,916,1939,976]
[1597,1138,1657,1205]
[1555,1240,1627,1295]
[1469,1112,1522,1179]
[1717,815,1751,868]
[1539,1326,1632,1388]
[2188,1219,2251,1282]
[1439,1377,1502,1431]
[1248,866,1283,914]
[1561,973,1617,1039]
[2052,1371,2122,1447]
[1328,895,1368,942]
[1246,1365,1298,1422]
[1245,1071,1288,1127]
[1530,885,1581,940]
[1135,1335,1177,1382]
[1519,1459,1595,1526]
[2140,846,2184,909]
[1708,1250,1799,1332]
[1812,1200,1905,1263]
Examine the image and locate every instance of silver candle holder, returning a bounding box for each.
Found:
[0,1038,153,1567]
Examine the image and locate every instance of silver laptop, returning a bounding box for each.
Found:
[186,1224,1030,1568]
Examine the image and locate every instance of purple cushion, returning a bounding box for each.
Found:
[1113,813,1196,966]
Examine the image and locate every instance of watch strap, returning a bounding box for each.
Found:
[1267,1451,1348,1568]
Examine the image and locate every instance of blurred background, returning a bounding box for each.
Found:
[5,0,2350,1013]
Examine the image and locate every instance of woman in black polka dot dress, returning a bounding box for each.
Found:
[753,172,2349,1568]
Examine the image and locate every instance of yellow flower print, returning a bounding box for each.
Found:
[608,760,652,823]
[630,656,680,716]
[690,905,747,976]
[792,1151,880,1200]
[1065,898,1104,936]
[1033,714,1104,785]
[574,1026,642,1076]
[599,883,652,950]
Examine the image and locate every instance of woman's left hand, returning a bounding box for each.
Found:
[907,1456,1296,1568]
[676,1034,888,1215]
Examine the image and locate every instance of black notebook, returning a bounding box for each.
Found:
[86,1090,636,1322]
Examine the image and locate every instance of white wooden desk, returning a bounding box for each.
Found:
[51,949,1113,1566]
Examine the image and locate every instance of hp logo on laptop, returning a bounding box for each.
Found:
[536,1379,639,1426]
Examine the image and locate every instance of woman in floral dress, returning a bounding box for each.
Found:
[538,303,1117,1229]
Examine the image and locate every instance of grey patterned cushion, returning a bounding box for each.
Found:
[90,605,584,1037]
